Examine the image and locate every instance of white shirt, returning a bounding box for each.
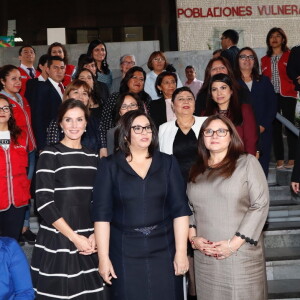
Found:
[20,64,36,77]
[48,77,63,99]
[184,78,203,98]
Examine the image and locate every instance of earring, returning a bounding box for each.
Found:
[84,129,86,132]
[61,130,64,133]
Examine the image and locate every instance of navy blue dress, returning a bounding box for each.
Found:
[92,150,191,300]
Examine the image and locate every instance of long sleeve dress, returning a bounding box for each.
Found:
[187,154,269,300]
[92,150,191,300]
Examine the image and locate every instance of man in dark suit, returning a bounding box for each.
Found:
[220,29,240,69]
[287,44,300,92]
[31,56,66,151]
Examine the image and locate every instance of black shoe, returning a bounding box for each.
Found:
[188,296,197,300]
[18,234,25,246]
[21,229,37,245]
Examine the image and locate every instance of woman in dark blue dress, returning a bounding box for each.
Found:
[93,110,191,300]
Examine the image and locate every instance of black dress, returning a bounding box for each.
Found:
[92,150,191,300]
[31,143,106,299]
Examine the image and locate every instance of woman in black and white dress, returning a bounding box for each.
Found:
[31,99,107,299]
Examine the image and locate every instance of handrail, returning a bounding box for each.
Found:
[276,113,299,137]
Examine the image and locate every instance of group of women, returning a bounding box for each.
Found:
[1,26,298,300]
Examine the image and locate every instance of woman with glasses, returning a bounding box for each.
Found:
[187,114,269,300]
[235,47,277,176]
[145,51,183,100]
[205,73,258,156]
[261,27,297,169]
[0,95,31,240]
[93,110,191,300]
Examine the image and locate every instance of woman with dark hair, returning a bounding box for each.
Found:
[145,51,183,100]
[47,42,76,86]
[205,73,258,155]
[93,110,191,300]
[76,54,97,77]
[149,71,178,129]
[195,56,250,116]
[87,39,112,90]
[31,99,107,299]
[261,27,297,169]
[99,66,151,157]
[107,92,144,155]
[0,95,31,240]
[187,114,269,300]
[235,47,277,176]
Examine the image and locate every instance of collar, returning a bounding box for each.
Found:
[20,64,35,73]
[48,77,60,87]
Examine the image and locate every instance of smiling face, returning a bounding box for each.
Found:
[158,75,176,99]
[203,119,231,155]
[60,107,87,143]
[127,71,145,94]
[173,90,195,117]
[211,81,232,110]
[129,115,152,151]
[92,44,106,63]
[152,55,166,74]
[0,98,11,126]
[68,86,89,106]
[121,56,136,75]
[210,60,228,76]
[19,47,35,66]
[78,70,94,89]
[51,46,64,59]
[1,69,22,96]
[238,49,255,72]
[83,62,97,76]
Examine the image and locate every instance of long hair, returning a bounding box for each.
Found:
[117,110,158,160]
[119,66,146,93]
[0,65,19,90]
[47,42,69,65]
[0,95,22,144]
[205,74,243,126]
[87,40,110,74]
[189,114,244,182]
[266,27,289,57]
[234,47,260,81]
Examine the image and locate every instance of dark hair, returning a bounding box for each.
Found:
[171,86,194,103]
[114,92,144,122]
[266,27,289,56]
[213,49,222,56]
[189,114,244,182]
[63,79,92,101]
[147,51,168,71]
[47,56,64,68]
[57,98,89,125]
[222,29,239,45]
[76,54,95,74]
[37,54,49,72]
[120,66,146,93]
[0,94,22,144]
[117,110,158,159]
[234,47,260,81]
[87,40,110,75]
[18,45,35,56]
[185,65,195,71]
[206,73,243,125]
[47,42,69,65]
[155,71,177,97]
[0,65,19,90]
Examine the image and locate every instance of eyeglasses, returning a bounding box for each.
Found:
[131,75,144,82]
[153,57,165,62]
[239,54,255,61]
[0,106,10,113]
[122,61,135,66]
[203,128,229,137]
[131,125,153,134]
[120,103,138,110]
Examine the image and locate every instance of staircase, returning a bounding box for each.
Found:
[265,163,300,299]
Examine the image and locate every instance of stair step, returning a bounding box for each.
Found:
[268,279,300,299]
[264,229,300,248]
[266,258,300,281]
[265,247,300,261]
[269,186,292,201]
[264,221,300,231]
[276,168,293,186]
[270,200,299,207]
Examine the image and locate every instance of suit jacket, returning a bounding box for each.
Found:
[149,97,167,130]
[221,45,240,69]
[287,45,300,92]
[291,135,300,182]
[32,79,62,150]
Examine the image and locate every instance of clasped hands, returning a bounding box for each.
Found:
[72,233,98,255]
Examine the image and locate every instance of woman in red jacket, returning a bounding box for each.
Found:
[0,95,30,240]
[261,27,297,169]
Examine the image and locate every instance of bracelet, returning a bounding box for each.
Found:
[189,225,197,228]
[227,239,237,256]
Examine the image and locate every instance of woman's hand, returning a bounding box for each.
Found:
[173,251,189,276]
[98,256,117,284]
[71,233,93,254]
[291,182,300,194]
[79,234,98,255]
[191,236,214,254]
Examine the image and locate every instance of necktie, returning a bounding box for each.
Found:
[58,83,65,95]
[27,68,35,79]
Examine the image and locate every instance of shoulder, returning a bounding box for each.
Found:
[241,103,253,112]
[237,153,259,168]
[159,119,176,131]
[194,116,207,126]
[39,144,61,156]
[0,237,20,255]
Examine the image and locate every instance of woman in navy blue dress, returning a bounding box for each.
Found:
[93,110,191,300]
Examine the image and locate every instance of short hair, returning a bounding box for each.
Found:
[47,42,69,65]
[37,54,49,72]
[18,45,35,56]
[76,54,95,72]
[189,114,244,182]
[213,49,222,56]
[185,65,195,71]
[266,27,289,57]
[0,65,19,90]
[63,79,92,101]
[47,56,64,68]
[57,98,89,125]
[87,39,110,74]
[120,54,136,65]
[171,86,194,103]
[147,51,168,71]
[222,29,239,45]
[117,110,158,159]
[234,47,260,81]
[120,66,146,93]
[155,71,177,97]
